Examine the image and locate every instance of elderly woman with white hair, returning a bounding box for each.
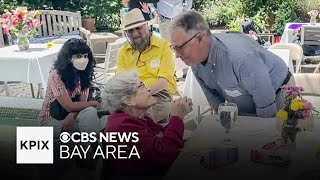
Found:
[102,70,192,177]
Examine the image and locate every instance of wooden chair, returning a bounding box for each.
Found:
[300,25,320,72]
[35,10,88,38]
[93,38,127,84]
[257,33,275,44]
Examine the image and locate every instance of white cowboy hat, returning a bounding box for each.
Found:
[122,8,155,31]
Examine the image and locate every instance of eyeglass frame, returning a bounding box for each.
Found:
[170,32,200,54]
[125,24,146,34]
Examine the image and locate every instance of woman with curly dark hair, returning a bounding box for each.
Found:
[39,38,101,137]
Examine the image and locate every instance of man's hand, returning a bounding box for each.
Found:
[139,2,150,14]
[171,96,193,119]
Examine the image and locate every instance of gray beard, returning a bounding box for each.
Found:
[132,38,149,52]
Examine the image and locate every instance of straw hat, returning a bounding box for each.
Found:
[122,8,155,31]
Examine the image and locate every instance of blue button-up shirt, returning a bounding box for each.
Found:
[192,32,288,117]
[149,0,193,19]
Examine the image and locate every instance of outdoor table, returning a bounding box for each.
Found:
[0,43,63,97]
[165,115,320,180]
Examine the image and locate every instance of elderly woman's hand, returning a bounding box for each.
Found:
[171,96,193,119]
[89,101,101,110]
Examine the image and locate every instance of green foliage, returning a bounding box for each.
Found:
[227,16,244,32]
[220,0,244,25]
[0,0,18,13]
[251,8,269,32]
[18,0,49,10]
[94,0,122,31]
[1,0,316,33]
[199,0,224,27]
[80,0,96,18]
[271,0,298,35]
[193,0,211,11]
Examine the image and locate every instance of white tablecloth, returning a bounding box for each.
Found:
[182,67,210,125]
[0,44,63,89]
[280,22,320,43]
[165,115,320,179]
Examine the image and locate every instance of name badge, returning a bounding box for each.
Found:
[151,60,160,68]
[224,89,242,97]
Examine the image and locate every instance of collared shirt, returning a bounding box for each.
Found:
[39,69,88,123]
[117,34,177,94]
[150,0,193,19]
[192,32,289,117]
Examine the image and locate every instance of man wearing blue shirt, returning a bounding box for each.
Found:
[169,10,294,118]
[149,0,193,41]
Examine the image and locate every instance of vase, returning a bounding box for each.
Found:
[16,33,29,51]
[281,121,301,143]
[310,16,317,25]
[277,115,314,151]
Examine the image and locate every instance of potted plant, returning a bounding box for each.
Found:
[81,1,96,32]
[271,1,298,43]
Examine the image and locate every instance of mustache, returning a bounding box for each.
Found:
[132,37,149,51]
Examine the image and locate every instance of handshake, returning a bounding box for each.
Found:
[170,96,193,120]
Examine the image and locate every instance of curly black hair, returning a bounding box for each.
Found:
[53,38,96,92]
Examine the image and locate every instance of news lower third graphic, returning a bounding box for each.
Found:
[16,127,140,164]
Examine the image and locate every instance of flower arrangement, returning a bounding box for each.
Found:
[308,9,320,18]
[308,9,319,24]
[277,85,314,143]
[0,8,41,38]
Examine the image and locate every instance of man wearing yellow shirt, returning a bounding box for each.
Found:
[117,8,178,123]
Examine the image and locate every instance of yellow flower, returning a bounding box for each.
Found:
[277,109,288,120]
[4,9,9,13]
[291,98,299,103]
[46,42,54,48]
[35,10,41,15]
[290,99,304,111]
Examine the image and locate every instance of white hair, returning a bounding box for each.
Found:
[103,70,140,113]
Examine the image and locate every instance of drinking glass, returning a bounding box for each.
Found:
[218,102,239,144]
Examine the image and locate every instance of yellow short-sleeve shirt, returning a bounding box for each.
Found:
[116,34,177,94]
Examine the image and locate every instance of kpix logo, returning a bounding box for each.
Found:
[16,127,53,164]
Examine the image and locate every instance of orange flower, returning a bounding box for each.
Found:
[20,11,26,16]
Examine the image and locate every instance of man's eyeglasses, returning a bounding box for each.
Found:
[126,25,145,34]
[170,32,200,54]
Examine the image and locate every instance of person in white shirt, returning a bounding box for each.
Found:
[149,0,193,41]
